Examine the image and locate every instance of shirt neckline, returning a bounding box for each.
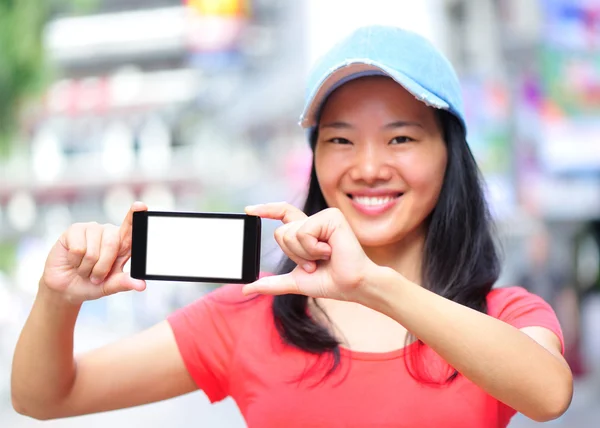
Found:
[338,340,419,361]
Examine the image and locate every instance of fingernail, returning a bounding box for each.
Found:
[303,263,313,272]
[90,277,101,285]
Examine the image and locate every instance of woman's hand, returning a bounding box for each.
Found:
[40,202,148,304]
[243,202,377,302]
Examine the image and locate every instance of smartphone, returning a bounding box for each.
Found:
[131,211,261,284]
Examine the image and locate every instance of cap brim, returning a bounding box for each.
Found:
[299,61,449,129]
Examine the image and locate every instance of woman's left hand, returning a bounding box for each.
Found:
[243,202,376,302]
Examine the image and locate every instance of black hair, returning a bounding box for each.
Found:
[272,109,501,384]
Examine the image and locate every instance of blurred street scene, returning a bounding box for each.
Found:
[2,0,600,426]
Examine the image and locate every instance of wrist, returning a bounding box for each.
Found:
[356,263,402,310]
[38,280,83,310]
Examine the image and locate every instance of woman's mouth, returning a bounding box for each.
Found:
[347,193,403,215]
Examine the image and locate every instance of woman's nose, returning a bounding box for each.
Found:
[348,144,393,184]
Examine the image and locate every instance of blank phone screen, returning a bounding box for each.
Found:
[145,216,245,279]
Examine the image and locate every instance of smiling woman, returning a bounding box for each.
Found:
[12,25,572,428]
[315,77,447,250]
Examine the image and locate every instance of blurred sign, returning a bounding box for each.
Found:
[540,119,600,173]
[44,69,200,115]
[539,0,600,115]
[185,14,246,52]
[185,0,250,17]
[522,174,600,219]
[45,7,188,65]
[461,77,511,176]
[535,0,600,174]
[540,47,600,116]
[461,76,516,218]
[183,0,250,69]
[542,0,600,50]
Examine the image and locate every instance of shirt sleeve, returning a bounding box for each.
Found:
[166,284,243,403]
[490,286,565,354]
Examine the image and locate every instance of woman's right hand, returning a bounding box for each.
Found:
[40,202,148,304]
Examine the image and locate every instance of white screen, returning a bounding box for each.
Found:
[145,216,245,279]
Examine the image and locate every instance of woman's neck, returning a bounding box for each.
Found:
[362,226,427,285]
[312,227,427,350]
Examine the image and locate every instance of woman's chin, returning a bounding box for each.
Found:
[355,230,406,249]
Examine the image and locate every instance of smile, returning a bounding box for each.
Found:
[347,193,403,215]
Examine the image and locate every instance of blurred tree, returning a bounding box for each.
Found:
[0,240,17,274]
[0,0,96,157]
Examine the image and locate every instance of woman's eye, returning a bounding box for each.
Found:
[389,136,414,145]
[327,137,352,145]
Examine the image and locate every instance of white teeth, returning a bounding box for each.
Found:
[353,196,397,206]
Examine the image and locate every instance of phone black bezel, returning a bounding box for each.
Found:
[131,211,261,284]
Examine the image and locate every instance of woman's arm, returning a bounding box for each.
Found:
[360,266,573,422]
[241,203,573,422]
[11,282,196,420]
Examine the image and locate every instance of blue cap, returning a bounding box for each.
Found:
[299,25,465,130]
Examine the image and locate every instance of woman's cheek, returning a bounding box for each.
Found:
[397,149,447,191]
[315,163,339,202]
[397,160,435,190]
[316,154,349,184]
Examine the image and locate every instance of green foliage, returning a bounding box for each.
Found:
[0,239,17,275]
[0,0,46,156]
[0,0,97,157]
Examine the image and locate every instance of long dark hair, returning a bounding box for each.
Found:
[272,109,501,383]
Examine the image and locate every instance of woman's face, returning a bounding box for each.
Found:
[314,76,448,248]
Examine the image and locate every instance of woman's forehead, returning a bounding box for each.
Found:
[319,77,437,126]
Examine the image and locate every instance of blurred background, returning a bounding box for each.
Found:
[1,0,600,426]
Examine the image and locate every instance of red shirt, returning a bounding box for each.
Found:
[167,284,564,428]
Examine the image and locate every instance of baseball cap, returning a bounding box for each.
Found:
[299,25,466,131]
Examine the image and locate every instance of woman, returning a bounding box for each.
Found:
[11,26,572,427]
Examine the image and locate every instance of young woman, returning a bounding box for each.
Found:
[11,25,572,427]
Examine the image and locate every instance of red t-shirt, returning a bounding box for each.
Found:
[167,284,564,428]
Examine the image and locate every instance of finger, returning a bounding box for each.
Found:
[77,225,103,279]
[90,225,121,285]
[297,227,332,260]
[245,202,307,224]
[118,201,148,256]
[242,273,299,296]
[101,271,146,296]
[297,208,346,247]
[63,223,88,268]
[282,228,320,272]
[275,225,316,273]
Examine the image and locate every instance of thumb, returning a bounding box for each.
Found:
[242,273,298,296]
[102,272,146,296]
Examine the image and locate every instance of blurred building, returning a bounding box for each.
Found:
[0,0,309,295]
[447,0,600,375]
[1,1,600,426]
[0,0,599,352]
